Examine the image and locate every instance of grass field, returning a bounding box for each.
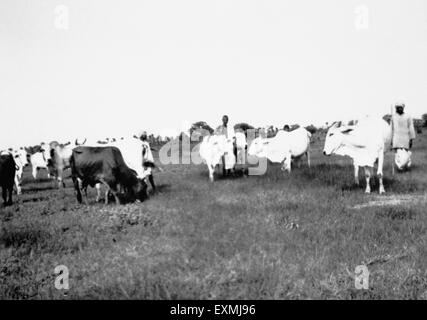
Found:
[1,132,427,299]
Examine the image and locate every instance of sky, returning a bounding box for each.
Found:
[1,0,427,147]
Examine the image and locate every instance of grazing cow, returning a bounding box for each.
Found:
[70,146,148,204]
[78,136,156,182]
[74,137,149,200]
[0,151,17,206]
[248,127,311,172]
[323,118,391,194]
[199,134,236,182]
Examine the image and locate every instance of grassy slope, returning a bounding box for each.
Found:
[1,132,426,299]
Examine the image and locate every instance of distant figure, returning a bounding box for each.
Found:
[138,131,156,191]
[215,115,236,176]
[391,102,416,170]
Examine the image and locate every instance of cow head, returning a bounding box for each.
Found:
[323,122,354,156]
[204,135,234,166]
[39,142,52,162]
[133,178,148,202]
[14,148,29,167]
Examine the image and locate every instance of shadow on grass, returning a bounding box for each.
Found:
[0,227,52,249]
[374,206,417,220]
[153,183,172,194]
[0,223,89,255]
[20,196,50,203]
[22,184,58,192]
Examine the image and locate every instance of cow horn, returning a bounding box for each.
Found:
[328,121,340,129]
[75,138,86,145]
[340,127,354,134]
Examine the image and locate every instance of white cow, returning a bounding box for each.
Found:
[12,148,28,194]
[29,151,51,179]
[110,137,152,180]
[199,134,236,182]
[323,117,391,194]
[46,141,74,188]
[248,127,311,172]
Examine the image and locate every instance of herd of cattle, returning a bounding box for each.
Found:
[0,117,394,206]
[0,137,155,206]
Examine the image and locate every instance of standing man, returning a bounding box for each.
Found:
[138,131,156,192]
[215,115,237,176]
[391,102,416,170]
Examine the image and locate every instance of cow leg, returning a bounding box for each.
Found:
[307,151,311,168]
[83,186,89,205]
[7,186,13,205]
[72,177,83,204]
[295,156,301,169]
[354,165,359,186]
[32,167,38,179]
[364,166,372,194]
[148,174,156,191]
[95,183,102,202]
[100,179,120,205]
[378,173,385,195]
[104,189,110,205]
[111,189,120,205]
[14,174,22,195]
[208,164,215,182]
[377,150,385,194]
[57,167,64,188]
[57,176,65,188]
[2,187,7,205]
